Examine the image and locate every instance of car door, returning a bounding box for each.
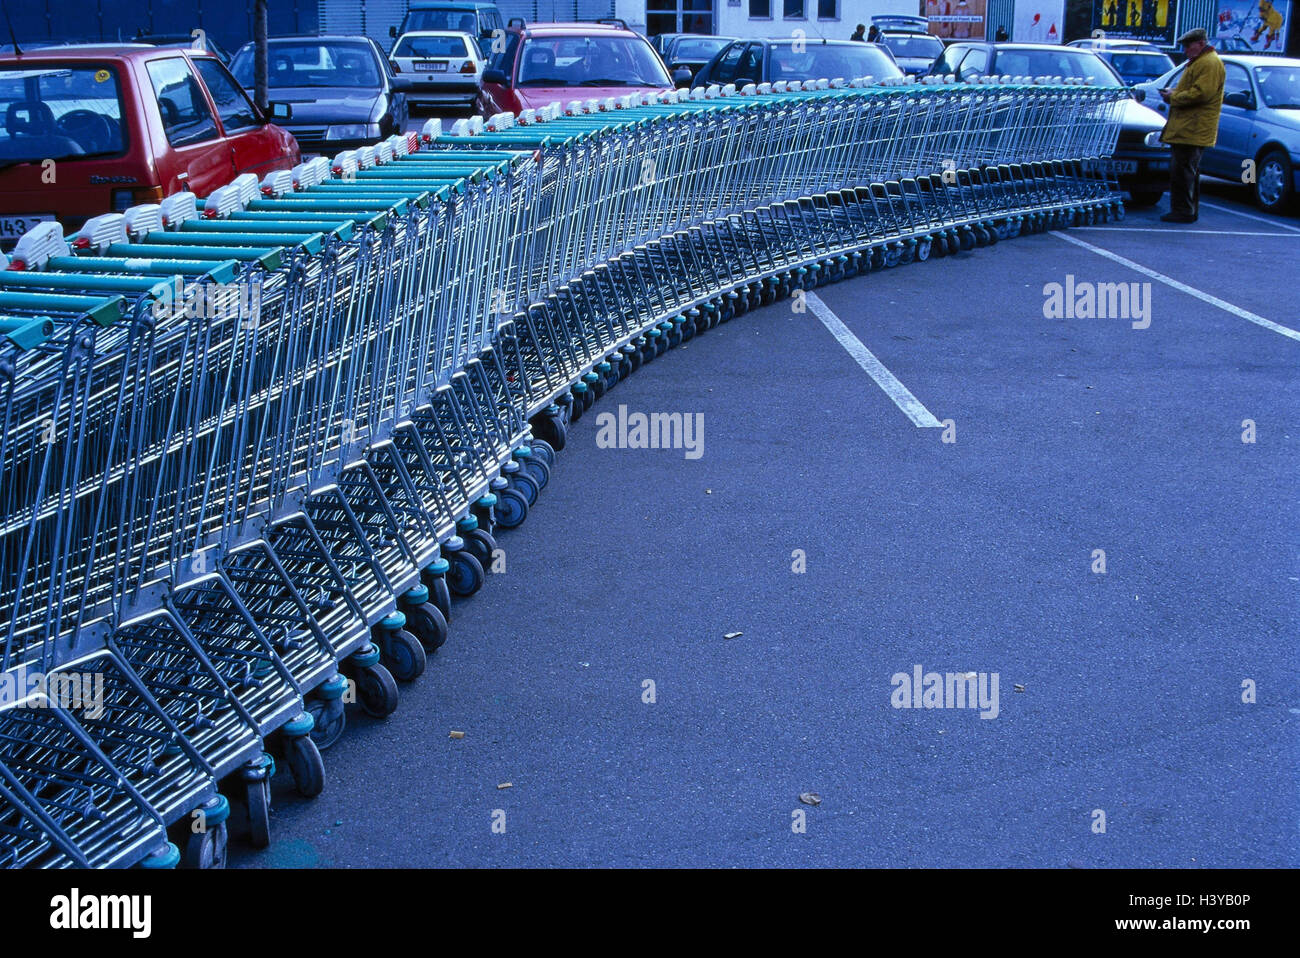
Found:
[700,42,744,86]
[957,47,989,82]
[736,43,763,86]
[143,55,228,196]
[1206,61,1255,178]
[191,56,289,179]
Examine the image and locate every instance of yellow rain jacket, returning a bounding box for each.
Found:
[1160,46,1226,148]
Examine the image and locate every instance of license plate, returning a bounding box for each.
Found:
[0,214,53,239]
[415,61,448,72]
[1087,159,1138,175]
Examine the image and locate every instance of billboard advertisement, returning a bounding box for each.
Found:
[1091,0,1178,44]
[922,0,988,40]
[1213,0,1291,53]
[1014,2,1065,42]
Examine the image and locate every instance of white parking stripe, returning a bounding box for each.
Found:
[1078,227,1296,237]
[1053,232,1300,343]
[1199,201,1300,234]
[806,293,944,428]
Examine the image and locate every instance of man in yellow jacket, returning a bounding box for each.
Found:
[1158,28,1225,223]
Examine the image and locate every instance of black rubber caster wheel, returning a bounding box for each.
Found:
[495,487,529,529]
[380,628,426,682]
[447,549,485,596]
[462,526,497,569]
[510,471,540,507]
[521,454,549,492]
[529,438,555,468]
[305,694,346,750]
[285,733,325,798]
[245,778,270,849]
[356,662,399,718]
[405,601,449,652]
[183,821,228,869]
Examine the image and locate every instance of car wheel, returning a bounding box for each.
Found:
[1254,149,1294,215]
[1126,190,1163,208]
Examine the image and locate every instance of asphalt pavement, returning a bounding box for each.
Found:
[233,180,1299,868]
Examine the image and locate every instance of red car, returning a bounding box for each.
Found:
[0,44,298,241]
[476,21,674,116]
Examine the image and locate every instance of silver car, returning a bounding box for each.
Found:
[1133,54,1300,214]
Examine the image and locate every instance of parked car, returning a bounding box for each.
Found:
[133,31,234,65]
[230,36,407,154]
[0,43,297,239]
[650,33,685,57]
[927,42,1171,207]
[391,1,504,47]
[693,38,903,88]
[476,21,673,116]
[1066,38,1173,86]
[390,30,484,109]
[871,15,945,76]
[662,35,737,84]
[1133,55,1300,213]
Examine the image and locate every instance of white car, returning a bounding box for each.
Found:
[389,30,484,108]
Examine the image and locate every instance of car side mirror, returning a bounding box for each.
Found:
[267,101,292,121]
[482,67,509,85]
[1223,90,1254,109]
[672,67,693,88]
[389,26,397,38]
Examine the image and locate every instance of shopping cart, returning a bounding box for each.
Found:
[0,79,1125,868]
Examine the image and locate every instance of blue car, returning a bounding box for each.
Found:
[1133,54,1300,214]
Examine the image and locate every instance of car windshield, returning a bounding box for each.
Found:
[407,10,481,34]
[991,49,1121,86]
[670,37,732,62]
[232,41,381,88]
[769,43,902,82]
[1254,65,1300,108]
[394,35,470,58]
[1109,52,1173,80]
[0,64,126,164]
[516,35,671,87]
[882,35,944,59]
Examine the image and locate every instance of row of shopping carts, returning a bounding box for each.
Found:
[0,78,1127,867]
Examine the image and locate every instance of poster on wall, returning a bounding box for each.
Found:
[1013,2,1065,42]
[1090,0,1178,45]
[1214,0,1290,52]
[921,0,987,40]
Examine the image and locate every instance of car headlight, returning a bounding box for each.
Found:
[326,123,380,140]
[1143,130,1168,149]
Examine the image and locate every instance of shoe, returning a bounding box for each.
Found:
[1160,212,1196,223]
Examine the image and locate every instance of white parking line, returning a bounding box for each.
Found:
[805,293,943,428]
[1053,232,1300,343]
[1078,227,1296,237]
[1200,200,1300,234]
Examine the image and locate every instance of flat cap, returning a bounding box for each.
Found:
[1177,27,1208,44]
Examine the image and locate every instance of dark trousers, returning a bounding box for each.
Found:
[1169,144,1204,217]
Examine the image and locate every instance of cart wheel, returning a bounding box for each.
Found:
[466,526,498,567]
[246,778,271,849]
[420,568,453,621]
[356,662,399,717]
[915,237,932,262]
[382,628,426,682]
[447,549,485,596]
[529,438,555,468]
[521,454,549,492]
[510,470,539,507]
[494,487,528,529]
[182,821,228,869]
[284,734,325,798]
[305,694,346,750]
[406,601,449,651]
[547,415,567,451]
